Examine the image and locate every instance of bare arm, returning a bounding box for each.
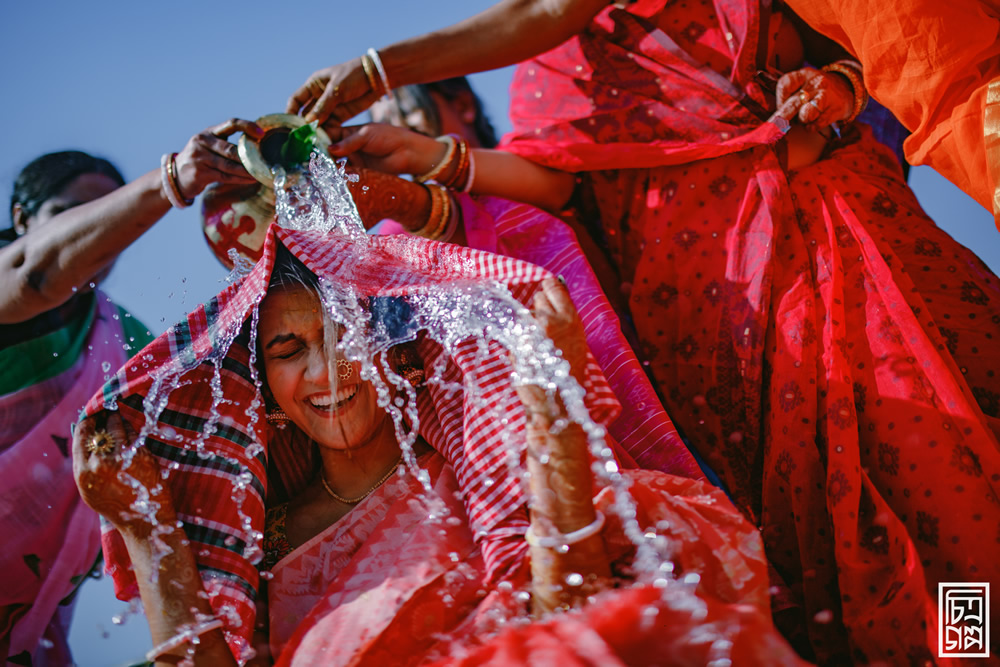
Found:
[0,119,261,324]
[289,0,611,124]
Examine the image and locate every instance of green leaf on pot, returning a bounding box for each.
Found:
[279,122,318,168]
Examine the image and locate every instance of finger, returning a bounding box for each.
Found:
[287,82,318,115]
[72,416,97,473]
[539,276,576,318]
[304,81,342,124]
[798,94,822,125]
[329,126,370,156]
[106,412,129,456]
[206,118,264,140]
[196,134,243,163]
[775,71,808,107]
[192,149,254,179]
[768,93,804,125]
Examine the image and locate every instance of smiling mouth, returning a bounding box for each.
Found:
[308,385,359,413]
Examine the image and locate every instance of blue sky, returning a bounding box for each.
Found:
[2,1,996,665]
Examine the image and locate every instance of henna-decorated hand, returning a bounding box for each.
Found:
[771,66,854,130]
[72,412,175,536]
[515,277,590,419]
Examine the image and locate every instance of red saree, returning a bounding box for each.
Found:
[270,452,802,666]
[502,0,1000,662]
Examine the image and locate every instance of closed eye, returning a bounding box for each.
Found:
[272,345,303,360]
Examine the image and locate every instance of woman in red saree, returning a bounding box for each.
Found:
[70,226,802,665]
[286,0,1000,662]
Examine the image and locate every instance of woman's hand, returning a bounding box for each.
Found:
[772,67,854,130]
[326,123,447,177]
[287,59,382,125]
[515,277,589,418]
[72,412,174,536]
[173,118,263,202]
[532,277,589,383]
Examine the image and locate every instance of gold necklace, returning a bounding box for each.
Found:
[320,456,402,505]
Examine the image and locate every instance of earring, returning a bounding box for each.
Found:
[266,408,291,425]
[337,359,353,381]
[397,364,425,387]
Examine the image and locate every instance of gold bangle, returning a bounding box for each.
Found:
[360,54,381,95]
[440,138,469,190]
[430,188,452,241]
[416,135,457,183]
[413,182,444,237]
[821,60,868,123]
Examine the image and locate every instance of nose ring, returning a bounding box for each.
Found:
[337,359,353,381]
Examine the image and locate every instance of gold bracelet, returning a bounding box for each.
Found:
[413,182,445,237]
[360,54,382,95]
[821,60,868,123]
[416,135,457,183]
[440,138,469,190]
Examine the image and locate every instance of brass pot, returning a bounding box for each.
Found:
[202,114,331,268]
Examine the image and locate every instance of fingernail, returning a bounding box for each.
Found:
[252,125,265,138]
[557,274,567,286]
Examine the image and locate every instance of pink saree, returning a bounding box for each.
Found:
[0,295,128,664]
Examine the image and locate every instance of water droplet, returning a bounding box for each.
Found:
[564,573,584,587]
[813,609,834,624]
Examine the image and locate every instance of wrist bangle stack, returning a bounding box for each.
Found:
[416,135,475,192]
[413,183,453,241]
[821,60,868,124]
[416,135,458,184]
[525,511,606,549]
[160,153,193,209]
[366,48,392,98]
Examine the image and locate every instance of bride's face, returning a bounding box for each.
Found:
[259,285,386,450]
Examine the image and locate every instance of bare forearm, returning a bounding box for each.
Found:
[379,0,609,87]
[0,170,169,323]
[471,150,576,213]
[121,524,235,666]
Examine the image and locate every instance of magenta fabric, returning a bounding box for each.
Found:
[0,295,127,664]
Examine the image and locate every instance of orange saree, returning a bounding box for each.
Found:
[784,0,1000,225]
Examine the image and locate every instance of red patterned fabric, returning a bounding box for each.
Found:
[501,0,1000,662]
[83,226,619,658]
